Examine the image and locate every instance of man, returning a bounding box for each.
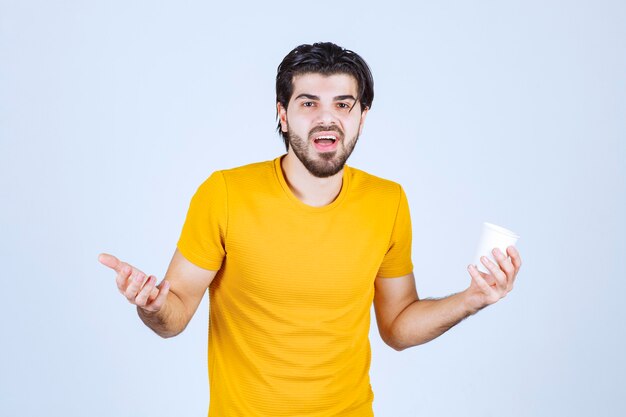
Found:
[99,42,522,416]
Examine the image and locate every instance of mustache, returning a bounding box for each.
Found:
[308,125,344,139]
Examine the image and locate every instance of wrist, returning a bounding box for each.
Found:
[137,305,157,315]
[459,289,486,316]
[136,304,166,326]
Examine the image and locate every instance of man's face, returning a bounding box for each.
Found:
[278,73,368,178]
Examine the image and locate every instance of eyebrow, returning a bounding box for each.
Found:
[294,93,357,102]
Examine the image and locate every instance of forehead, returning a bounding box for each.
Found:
[290,73,358,100]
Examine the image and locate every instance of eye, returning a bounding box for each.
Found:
[302,101,315,107]
[337,102,351,109]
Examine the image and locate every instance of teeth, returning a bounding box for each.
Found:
[316,135,336,140]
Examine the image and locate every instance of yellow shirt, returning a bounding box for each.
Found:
[178,156,413,416]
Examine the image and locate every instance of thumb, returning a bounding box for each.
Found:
[98,253,120,271]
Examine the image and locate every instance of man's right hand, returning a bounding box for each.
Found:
[98,253,170,313]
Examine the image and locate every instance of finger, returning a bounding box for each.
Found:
[481,255,507,292]
[468,265,502,307]
[124,270,147,302]
[507,246,522,271]
[98,253,122,272]
[135,275,157,307]
[115,263,133,293]
[147,285,160,303]
[494,248,516,292]
[146,280,170,311]
[468,264,494,295]
[493,248,515,279]
[128,265,151,291]
[505,247,521,290]
[478,269,497,287]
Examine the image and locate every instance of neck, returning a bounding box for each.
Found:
[281,151,344,207]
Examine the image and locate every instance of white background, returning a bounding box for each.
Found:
[1,1,625,416]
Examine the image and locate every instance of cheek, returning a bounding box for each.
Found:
[286,114,310,133]
[346,117,363,134]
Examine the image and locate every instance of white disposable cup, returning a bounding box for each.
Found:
[474,222,520,273]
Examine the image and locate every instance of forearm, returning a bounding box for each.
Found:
[388,290,479,351]
[137,292,189,338]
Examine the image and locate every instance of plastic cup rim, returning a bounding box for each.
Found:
[483,222,520,239]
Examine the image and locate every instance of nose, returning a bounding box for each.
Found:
[314,105,339,126]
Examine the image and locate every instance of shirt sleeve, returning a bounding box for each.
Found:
[176,171,228,271]
[377,185,413,278]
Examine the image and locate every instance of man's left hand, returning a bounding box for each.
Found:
[465,246,522,312]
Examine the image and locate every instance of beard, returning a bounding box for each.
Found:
[287,125,359,178]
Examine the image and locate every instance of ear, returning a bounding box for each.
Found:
[358,107,369,135]
[277,102,288,132]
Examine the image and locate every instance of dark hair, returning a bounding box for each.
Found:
[275,42,374,150]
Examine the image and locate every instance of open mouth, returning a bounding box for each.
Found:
[310,129,342,152]
[313,135,337,145]
[312,133,340,152]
